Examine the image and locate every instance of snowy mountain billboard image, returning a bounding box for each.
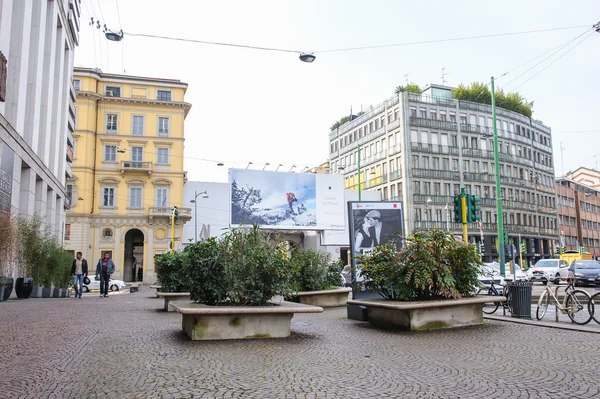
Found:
[230,169,345,230]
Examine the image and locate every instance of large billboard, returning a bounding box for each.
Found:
[348,201,404,299]
[230,169,345,230]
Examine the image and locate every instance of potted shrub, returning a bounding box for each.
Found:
[0,213,17,301]
[288,249,350,307]
[348,228,486,331]
[170,226,323,340]
[16,215,47,299]
[46,242,73,297]
[154,251,190,310]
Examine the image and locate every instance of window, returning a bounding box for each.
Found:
[64,224,71,240]
[105,86,121,97]
[73,79,81,91]
[155,187,169,207]
[130,187,142,208]
[157,90,172,101]
[103,187,115,207]
[104,145,117,162]
[106,114,118,133]
[66,184,73,201]
[101,228,113,239]
[131,147,143,167]
[158,117,170,136]
[132,115,144,136]
[157,148,169,164]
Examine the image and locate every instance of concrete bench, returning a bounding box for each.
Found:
[170,300,323,340]
[150,285,162,297]
[156,292,190,311]
[127,283,140,293]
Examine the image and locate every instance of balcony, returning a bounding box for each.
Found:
[462,148,483,158]
[409,117,457,131]
[411,143,459,155]
[463,172,495,182]
[66,146,74,163]
[64,196,71,210]
[121,161,153,175]
[413,195,453,204]
[414,169,460,180]
[389,169,403,181]
[149,207,192,221]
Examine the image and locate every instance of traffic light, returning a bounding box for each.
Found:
[579,246,585,255]
[453,195,462,223]
[520,242,526,254]
[172,206,179,221]
[466,195,481,223]
[554,246,559,256]
[479,242,485,254]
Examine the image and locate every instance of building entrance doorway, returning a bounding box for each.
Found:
[124,228,144,282]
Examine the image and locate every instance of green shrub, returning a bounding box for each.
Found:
[289,249,341,292]
[155,251,190,293]
[358,229,481,301]
[185,226,292,306]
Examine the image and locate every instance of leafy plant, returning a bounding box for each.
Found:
[395,84,422,95]
[155,251,190,293]
[289,249,341,292]
[453,82,533,118]
[185,226,293,306]
[0,213,18,276]
[358,229,481,301]
[330,111,365,131]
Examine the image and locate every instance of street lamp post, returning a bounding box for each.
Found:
[190,190,209,243]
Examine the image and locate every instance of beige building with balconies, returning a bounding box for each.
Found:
[65,68,192,283]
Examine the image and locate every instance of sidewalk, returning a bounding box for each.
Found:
[484,305,600,334]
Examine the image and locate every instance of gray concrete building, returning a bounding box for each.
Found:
[328,84,559,266]
[0,0,80,237]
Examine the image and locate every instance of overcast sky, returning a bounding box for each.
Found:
[75,0,600,182]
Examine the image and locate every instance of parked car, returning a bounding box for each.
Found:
[83,276,127,292]
[476,264,505,294]
[526,259,570,285]
[485,262,528,281]
[568,260,600,286]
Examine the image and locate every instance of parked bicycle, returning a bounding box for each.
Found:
[589,291,600,325]
[475,271,511,315]
[536,277,593,325]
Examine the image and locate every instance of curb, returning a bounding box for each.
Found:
[484,314,600,334]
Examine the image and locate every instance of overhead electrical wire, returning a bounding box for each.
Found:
[121,24,592,55]
[511,30,596,91]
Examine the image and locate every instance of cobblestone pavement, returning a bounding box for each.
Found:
[1,288,599,399]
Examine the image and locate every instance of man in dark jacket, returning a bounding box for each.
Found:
[70,252,88,299]
[95,253,116,298]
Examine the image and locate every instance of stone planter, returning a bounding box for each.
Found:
[296,288,351,308]
[347,296,505,331]
[156,292,191,311]
[170,301,324,340]
[15,278,34,299]
[30,286,69,298]
[0,277,13,301]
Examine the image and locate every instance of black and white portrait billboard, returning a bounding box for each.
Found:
[347,201,404,299]
[348,201,404,257]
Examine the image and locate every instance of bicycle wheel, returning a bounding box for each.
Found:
[565,290,592,325]
[482,289,500,314]
[504,288,512,314]
[590,292,600,325]
[536,291,549,321]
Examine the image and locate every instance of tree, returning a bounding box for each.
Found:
[453,82,533,118]
[329,111,365,131]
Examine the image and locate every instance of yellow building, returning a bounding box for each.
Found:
[65,68,192,283]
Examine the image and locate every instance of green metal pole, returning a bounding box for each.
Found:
[357,144,361,201]
[491,76,506,276]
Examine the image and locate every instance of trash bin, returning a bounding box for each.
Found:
[507,280,533,319]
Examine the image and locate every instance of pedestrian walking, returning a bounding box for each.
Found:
[70,252,88,299]
[95,252,115,297]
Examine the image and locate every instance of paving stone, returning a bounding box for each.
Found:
[0,287,599,398]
